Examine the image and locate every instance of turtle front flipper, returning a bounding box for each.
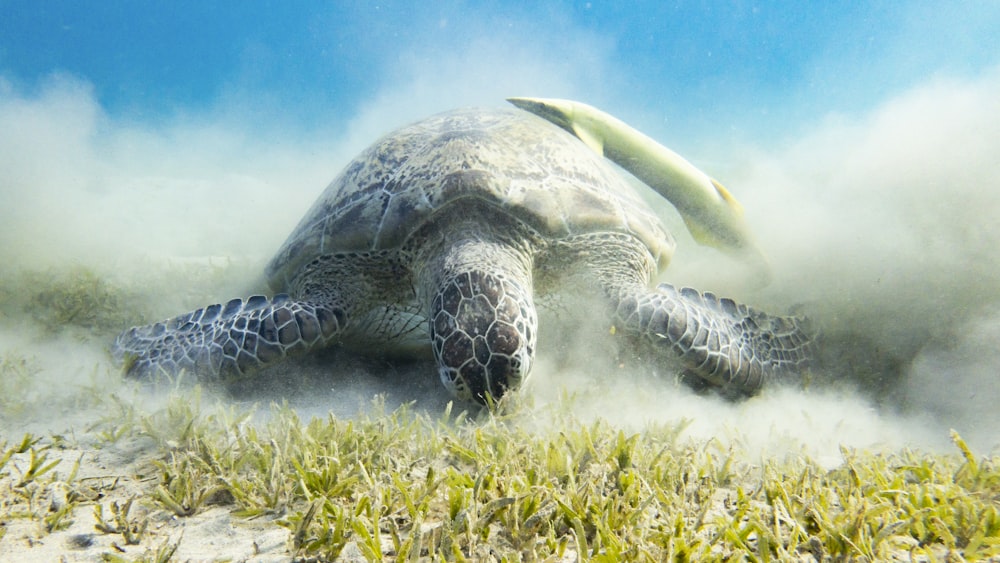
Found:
[113,295,344,380]
[614,283,814,395]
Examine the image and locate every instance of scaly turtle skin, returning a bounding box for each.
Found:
[114,105,813,404]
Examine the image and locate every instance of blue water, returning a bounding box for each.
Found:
[3,2,997,141]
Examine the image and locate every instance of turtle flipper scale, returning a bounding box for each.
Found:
[615,283,814,394]
[113,295,344,380]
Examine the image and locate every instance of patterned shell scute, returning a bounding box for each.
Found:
[267,108,674,285]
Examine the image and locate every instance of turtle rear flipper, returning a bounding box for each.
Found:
[113,295,344,380]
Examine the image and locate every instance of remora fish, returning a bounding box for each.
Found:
[507,96,765,266]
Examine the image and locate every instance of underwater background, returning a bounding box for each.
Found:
[2,0,1000,471]
[3,3,1000,560]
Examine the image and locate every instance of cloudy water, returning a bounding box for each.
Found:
[1,3,999,462]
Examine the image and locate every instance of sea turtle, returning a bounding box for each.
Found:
[113,99,813,405]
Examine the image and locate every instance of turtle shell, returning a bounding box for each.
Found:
[266,107,675,289]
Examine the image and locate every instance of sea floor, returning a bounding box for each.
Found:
[1,266,998,561]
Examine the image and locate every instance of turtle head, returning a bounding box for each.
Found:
[430,269,538,406]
